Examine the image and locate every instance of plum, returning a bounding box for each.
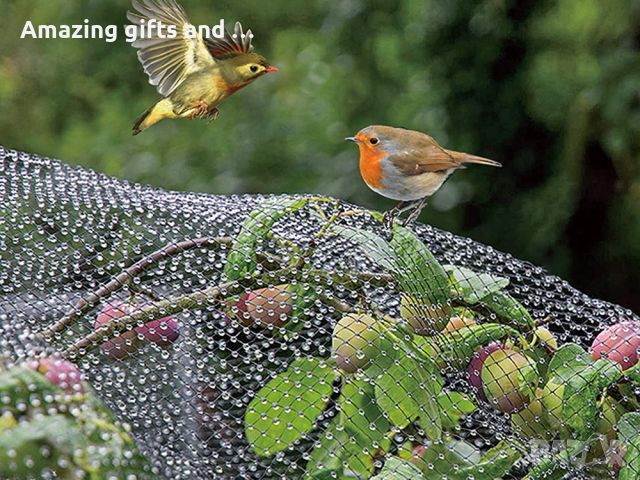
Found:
[332,313,379,373]
[591,321,640,370]
[95,302,141,360]
[136,315,180,347]
[442,316,476,333]
[481,348,537,413]
[467,342,502,395]
[399,295,451,335]
[510,392,550,440]
[236,284,292,328]
[25,358,85,394]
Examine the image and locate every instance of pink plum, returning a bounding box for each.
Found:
[95,302,141,360]
[468,342,503,397]
[591,321,640,370]
[25,358,85,394]
[136,316,180,347]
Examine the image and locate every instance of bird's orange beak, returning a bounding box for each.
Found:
[265,66,278,73]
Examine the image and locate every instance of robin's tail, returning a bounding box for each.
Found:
[454,151,502,168]
[132,99,175,135]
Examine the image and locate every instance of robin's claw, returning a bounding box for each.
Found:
[205,108,220,123]
[382,210,396,232]
[190,101,210,119]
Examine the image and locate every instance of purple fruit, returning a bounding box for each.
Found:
[136,316,180,347]
[468,342,502,396]
[25,358,85,394]
[95,302,141,360]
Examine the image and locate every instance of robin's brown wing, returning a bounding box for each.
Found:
[388,133,462,175]
[128,0,217,97]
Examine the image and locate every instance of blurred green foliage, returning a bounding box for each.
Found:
[0,0,639,310]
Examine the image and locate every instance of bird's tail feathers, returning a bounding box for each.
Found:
[132,99,174,135]
[455,151,502,167]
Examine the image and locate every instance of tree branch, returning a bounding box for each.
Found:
[61,281,240,360]
[39,237,233,341]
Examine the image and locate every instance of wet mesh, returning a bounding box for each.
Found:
[0,145,638,480]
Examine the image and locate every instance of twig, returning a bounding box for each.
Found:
[39,237,232,340]
[61,281,240,359]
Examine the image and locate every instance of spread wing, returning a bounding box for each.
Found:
[205,22,254,59]
[127,0,217,97]
[390,134,462,175]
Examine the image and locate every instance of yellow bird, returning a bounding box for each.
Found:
[128,0,278,135]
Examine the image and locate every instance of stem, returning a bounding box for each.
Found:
[39,237,232,341]
[61,281,240,360]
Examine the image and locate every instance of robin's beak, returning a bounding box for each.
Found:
[265,66,279,73]
[345,137,358,143]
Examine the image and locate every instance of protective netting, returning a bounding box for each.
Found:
[1,145,639,480]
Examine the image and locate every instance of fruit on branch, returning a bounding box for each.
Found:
[399,295,451,335]
[481,347,537,413]
[591,321,640,370]
[136,316,180,347]
[24,358,85,394]
[95,302,142,360]
[534,326,558,352]
[510,392,551,440]
[443,316,477,334]
[332,313,380,373]
[467,342,502,397]
[236,284,293,328]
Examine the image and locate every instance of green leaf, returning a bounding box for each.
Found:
[0,415,83,477]
[559,359,622,438]
[281,282,319,334]
[413,439,480,478]
[547,343,592,381]
[339,377,390,477]
[371,457,426,480]
[522,441,587,480]
[437,391,476,431]
[390,226,450,304]
[444,265,509,304]
[331,225,450,305]
[454,440,521,480]
[224,198,309,281]
[374,354,442,440]
[0,367,64,415]
[330,224,398,272]
[245,357,335,456]
[303,417,347,480]
[618,412,640,480]
[482,292,535,329]
[437,323,519,368]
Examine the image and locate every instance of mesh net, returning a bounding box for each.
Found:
[0,145,639,480]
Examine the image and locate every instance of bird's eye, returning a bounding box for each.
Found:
[369,137,379,145]
[250,65,259,73]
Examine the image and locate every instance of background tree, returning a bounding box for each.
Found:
[0,0,638,310]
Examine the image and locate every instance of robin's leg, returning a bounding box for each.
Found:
[402,197,428,226]
[383,201,417,230]
[189,101,210,118]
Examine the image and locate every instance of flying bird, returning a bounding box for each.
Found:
[128,0,277,135]
[346,125,501,227]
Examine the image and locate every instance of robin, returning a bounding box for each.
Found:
[346,125,501,227]
[128,0,277,135]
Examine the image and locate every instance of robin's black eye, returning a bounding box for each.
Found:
[369,137,379,145]
[250,65,259,73]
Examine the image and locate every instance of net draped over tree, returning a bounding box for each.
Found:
[0,145,639,479]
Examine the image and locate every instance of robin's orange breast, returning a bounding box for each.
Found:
[359,149,385,190]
